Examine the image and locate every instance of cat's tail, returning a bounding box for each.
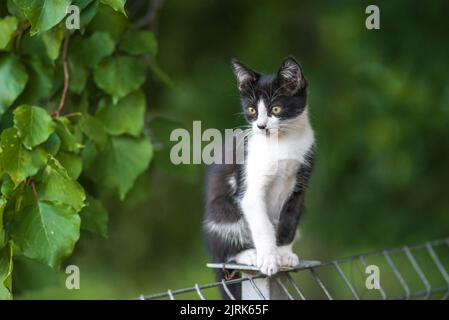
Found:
[214,268,241,300]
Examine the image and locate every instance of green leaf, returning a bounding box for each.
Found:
[78,0,99,30]
[86,135,153,199]
[73,0,95,10]
[12,0,71,35]
[1,175,15,198]
[20,57,55,104]
[79,113,108,148]
[79,196,108,237]
[70,32,115,69]
[68,59,88,94]
[0,128,47,185]
[40,24,64,60]
[7,0,27,21]
[43,132,61,156]
[96,90,146,137]
[0,54,29,115]
[87,4,128,41]
[11,198,80,269]
[120,30,158,56]
[0,242,13,300]
[13,105,55,149]
[93,56,145,103]
[55,151,82,180]
[54,117,83,152]
[0,16,18,50]
[38,156,85,211]
[0,197,7,246]
[100,0,126,16]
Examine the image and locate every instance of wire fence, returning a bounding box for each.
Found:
[139,237,449,300]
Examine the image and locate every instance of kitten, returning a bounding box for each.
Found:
[203,57,315,298]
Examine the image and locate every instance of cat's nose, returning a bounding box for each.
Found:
[257,124,266,130]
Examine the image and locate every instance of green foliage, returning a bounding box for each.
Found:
[0,242,13,300]
[0,0,157,298]
[93,56,145,103]
[120,30,157,56]
[0,16,18,49]
[0,55,28,114]
[12,0,71,36]
[84,135,153,200]
[13,105,55,149]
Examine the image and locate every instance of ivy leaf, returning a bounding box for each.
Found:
[0,241,13,300]
[87,4,128,41]
[0,16,18,50]
[43,132,61,156]
[96,90,146,137]
[73,0,95,9]
[78,0,99,31]
[0,197,7,246]
[0,128,47,186]
[100,0,127,16]
[11,198,80,269]
[6,0,27,21]
[54,117,84,152]
[79,113,108,148]
[12,0,71,35]
[119,30,157,56]
[20,57,55,104]
[86,135,153,199]
[69,59,88,94]
[13,105,55,149]
[70,32,115,69]
[79,196,108,237]
[55,151,82,180]
[93,56,145,103]
[41,24,65,60]
[1,175,15,198]
[38,156,85,211]
[0,54,29,115]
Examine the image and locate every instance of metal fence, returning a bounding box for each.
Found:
[139,237,449,300]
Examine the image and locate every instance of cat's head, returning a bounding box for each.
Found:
[231,57,308,134]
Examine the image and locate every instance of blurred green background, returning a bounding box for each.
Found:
[18,0,449,299]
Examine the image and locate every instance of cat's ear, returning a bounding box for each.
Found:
[231,59,259,92]
[278,57,307,94]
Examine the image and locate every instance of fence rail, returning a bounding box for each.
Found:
[139,237,449,300]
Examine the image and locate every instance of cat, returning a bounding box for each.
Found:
[203,57,315,299]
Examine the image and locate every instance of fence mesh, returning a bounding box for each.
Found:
[139,237,449,300]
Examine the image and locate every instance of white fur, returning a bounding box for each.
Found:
[241,102,314,275]
[227,175,237,194]
[278,244,299,267]
[234,248,257,265]
[256,100,269,129]
[204,219,248,247]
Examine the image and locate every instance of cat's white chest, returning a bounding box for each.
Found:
[245,126,314,223]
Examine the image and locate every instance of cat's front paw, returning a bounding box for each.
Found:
[279,252,299,267]
[234,249,257,266]
[257,251,280,276]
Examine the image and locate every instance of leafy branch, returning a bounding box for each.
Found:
[0,0,161,299]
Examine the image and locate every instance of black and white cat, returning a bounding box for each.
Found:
[203,57,314,297]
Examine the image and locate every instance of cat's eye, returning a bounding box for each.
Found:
[272,106,283,115]
[247,107,257,115]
